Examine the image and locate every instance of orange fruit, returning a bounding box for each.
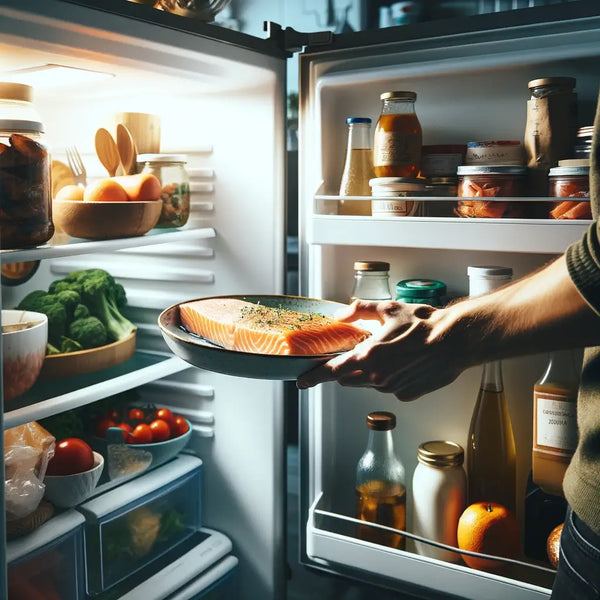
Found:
[83,178,128,202]
[457,501,519,572]
[111,173,161,201]
[546,522,563,568]
[55,184,84,201]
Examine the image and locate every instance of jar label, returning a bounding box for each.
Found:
[374,131,421,167]
[534,391,578,455]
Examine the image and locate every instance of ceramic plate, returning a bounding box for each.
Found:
[158,295,356,380]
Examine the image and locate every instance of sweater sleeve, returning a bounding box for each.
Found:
[566,89,600,316]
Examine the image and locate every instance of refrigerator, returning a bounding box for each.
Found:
[1,0,599,598]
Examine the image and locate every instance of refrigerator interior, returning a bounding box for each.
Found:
[1,1,287,598]
[298,5,600,600]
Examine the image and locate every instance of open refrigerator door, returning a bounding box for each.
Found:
[297,3,599,599]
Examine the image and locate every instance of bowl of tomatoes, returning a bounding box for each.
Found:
[44,438,104,508]
[92,406,192,480]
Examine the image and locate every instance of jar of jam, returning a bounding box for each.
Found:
[0,82,53,249]
[456,165,527,218]
[373,91,422,179]
[139,154,190,228]
[548,165,591,220]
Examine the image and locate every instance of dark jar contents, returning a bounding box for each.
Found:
[548,165,591,220]
[0,83,53,249]
[373,91,422,179]
[456,165,527,218]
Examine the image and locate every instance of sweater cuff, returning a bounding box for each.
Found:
[566,222,600,317]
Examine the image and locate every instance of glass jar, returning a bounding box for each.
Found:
[0,82,53,249]
[350,261,392,302]
[574,126,593,159]
[548,165,591,220]
[412,440,467,562]
[395,279,446,307]
[373,91,422,179]
[139,153,190,228]
[456,165,527,218]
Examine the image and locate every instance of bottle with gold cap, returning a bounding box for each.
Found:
[350,261,392,302]
[355,411,406,550]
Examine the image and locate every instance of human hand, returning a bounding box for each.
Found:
[296,299,467,402]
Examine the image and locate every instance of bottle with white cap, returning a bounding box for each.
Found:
[466,266,517,514]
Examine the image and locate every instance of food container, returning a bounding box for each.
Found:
[420,144,466,177]
[369,177,426,217]
[395,279,447,307]
[139,153,191,228]
[574,126,593,159]
[78,454,202,596]
[465,140,525,166]
[7,509,86,600]
[0,82,53,249]
[548,164,591,220]
[456,165,527,218]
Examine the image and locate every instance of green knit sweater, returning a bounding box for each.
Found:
[563,92,600,535]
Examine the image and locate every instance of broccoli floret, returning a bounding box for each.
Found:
[17,290,67,346]
[60,336,83,353]
[73,303,90,320]
[56,289,81,320]
[68,316,108,349]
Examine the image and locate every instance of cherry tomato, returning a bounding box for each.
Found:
[149,419,171,443]
[171,416,190,438]
[46,438,95,476]
[155,408,175,427]
[95,417,116,438]
[106,408,121,422]
[129,423,152,445]
[128,407,145,423]
[116,422,133,441]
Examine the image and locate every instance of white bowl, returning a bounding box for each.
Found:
[44,452,104,508]
[2,310,48,401]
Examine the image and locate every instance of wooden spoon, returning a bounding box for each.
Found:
[94,128,120,177]
[116,123,137,175]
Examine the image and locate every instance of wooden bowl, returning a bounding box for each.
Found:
[52,200,161,239]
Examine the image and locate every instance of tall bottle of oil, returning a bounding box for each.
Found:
[466,266,517,513]
[355,411,406,550]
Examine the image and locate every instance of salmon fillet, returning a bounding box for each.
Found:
[179,297,370,355]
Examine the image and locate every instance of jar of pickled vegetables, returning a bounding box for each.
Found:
[0,82,53,249]
[548,165,591,220]
[139,154,190,228]
[456,165,527,218]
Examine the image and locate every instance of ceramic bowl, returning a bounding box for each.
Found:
[52,199,161,239]
[43,451,104,508]
[2,310,48,401]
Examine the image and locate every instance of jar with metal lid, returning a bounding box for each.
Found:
[139,153,190,228]
[412,440,466,562]
[574,126,593,159]
[548,164,591,219]
[395,279,446,307]
[0,82,53,249]
[456,165,527,218]
[528,77,576,99]
[373,91,422,179]
[350,261,392,302]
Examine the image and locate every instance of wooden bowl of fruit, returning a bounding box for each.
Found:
[91,406,192,480]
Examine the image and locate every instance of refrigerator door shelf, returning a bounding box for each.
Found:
[307,494,554,600]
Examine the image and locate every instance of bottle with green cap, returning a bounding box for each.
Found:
[395,279,447,307]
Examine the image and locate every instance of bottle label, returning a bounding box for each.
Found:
[374,131,421,167]
[533,391,578,455]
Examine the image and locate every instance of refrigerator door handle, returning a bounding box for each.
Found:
[263,21,333,54]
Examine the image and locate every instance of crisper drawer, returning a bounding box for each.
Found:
[77,454,202,596]
[7,509,86,600]
[307,494,554,600]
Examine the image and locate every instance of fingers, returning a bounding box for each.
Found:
[334,299,390,324]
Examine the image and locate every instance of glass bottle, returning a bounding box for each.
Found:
[350,261,392,302]
[139,153,191,228]
[532,350,580,497]
[373,91,422,179]
[356,411,406,550]
[412,440,466,562]
[466,266,517,513]
[338,117,374,216]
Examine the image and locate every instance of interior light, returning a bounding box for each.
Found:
[2,64,115,88]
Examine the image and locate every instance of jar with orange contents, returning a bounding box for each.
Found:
[373,91,422,179]
[548,164,591,220]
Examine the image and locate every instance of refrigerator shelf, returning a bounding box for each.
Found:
[307,494,555,600]
[0,227,217,265]
[308,212,589,254]
[3,351,191,430]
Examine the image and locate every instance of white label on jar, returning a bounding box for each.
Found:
[534,391,578,454]
[372,199,418,217]
[374,131,421,166]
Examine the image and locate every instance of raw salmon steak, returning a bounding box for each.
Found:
[179,297,370,355]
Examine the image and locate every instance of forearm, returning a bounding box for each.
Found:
[433,254,600,366]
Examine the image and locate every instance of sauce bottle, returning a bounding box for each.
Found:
[466,266,517,513]
[338,117,374,216]
[373,91,422,179]
[532,350,580,497]
[356,411,406,550]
